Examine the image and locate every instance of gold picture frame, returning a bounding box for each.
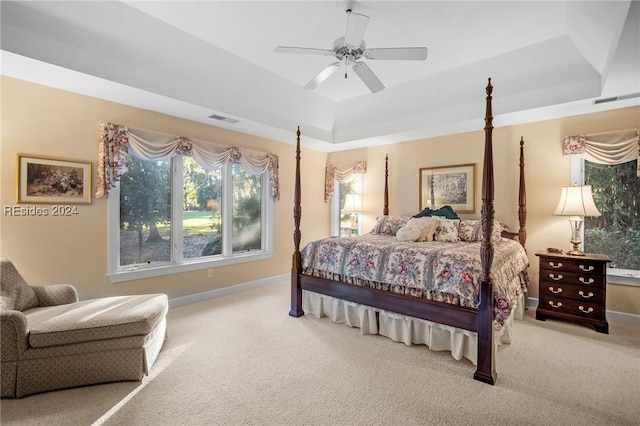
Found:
[419,163,476,213]
[17,154,92,204]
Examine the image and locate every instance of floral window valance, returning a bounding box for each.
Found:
[96,123,280,199]
[563,128,639,176]
[324,161,367,202]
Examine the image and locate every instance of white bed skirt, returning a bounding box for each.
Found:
[302,290,524,365]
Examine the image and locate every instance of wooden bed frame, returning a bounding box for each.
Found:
[289,79,527,385]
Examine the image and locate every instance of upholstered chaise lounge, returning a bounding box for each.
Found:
[0,259,168,398]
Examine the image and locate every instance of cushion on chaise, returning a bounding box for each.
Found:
[25,294,168,348]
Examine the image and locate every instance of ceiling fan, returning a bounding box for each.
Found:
[274,6,428,93]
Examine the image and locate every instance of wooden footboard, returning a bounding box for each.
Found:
[290,79,527,385]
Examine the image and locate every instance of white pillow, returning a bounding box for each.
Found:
[405,217,439,242]
[396,227,422,242]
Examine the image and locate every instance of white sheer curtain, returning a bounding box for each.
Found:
[563,128,639,176]
[324,161,367,202]
[96,123,279,199]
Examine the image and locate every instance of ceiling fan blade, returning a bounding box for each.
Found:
[365,47,428,61]
[344,12,369,48]
[352,62,384,93]
[303,62,340,90]
[274,46,334,56]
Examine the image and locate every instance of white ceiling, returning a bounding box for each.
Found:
[1,1,639,152]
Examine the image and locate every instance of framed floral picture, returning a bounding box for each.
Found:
[419,163,476,213]
[17,154,92,204]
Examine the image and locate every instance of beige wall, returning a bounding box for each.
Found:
[329,106,640,316]
[2,76,638,316]
[0,77,329,300]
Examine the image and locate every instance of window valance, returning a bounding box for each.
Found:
[562,128,639,176]
[96,123,280,200]
[324,161,367,202]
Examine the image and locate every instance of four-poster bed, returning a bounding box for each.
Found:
[289,79,528,384]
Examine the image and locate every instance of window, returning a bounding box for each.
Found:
[182,157,221,259]
[109,152,272,282]
[331,174,363,236]
[230,162,263,253]
[571,156,639,284]
[119,155,172,266]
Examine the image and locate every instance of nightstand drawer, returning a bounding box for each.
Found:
[539,269,604,287]
[538,294,605,319]
[539,258,605,275]
[539,282,604,304]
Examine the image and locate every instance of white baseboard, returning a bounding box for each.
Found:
[527,297,640,326]
[168,273,288,308]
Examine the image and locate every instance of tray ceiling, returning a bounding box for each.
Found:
[1,1,638,151]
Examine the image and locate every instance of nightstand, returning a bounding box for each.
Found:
[535,251,611,334]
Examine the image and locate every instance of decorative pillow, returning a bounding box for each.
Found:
[412,207,434,218]
[404,217,439,242]
[458,219,482,242]
[434,218,461,242]
[493,221,506,242]
[458,219,505,242]
[413,205,459,220]
[371,215,410,236]
[396,227,422,242]
[432,205,460,219]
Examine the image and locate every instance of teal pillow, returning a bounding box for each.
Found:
[432,205,459,220]
[414,205,459,219]
[413,207,434,218]
[433,205,459,219]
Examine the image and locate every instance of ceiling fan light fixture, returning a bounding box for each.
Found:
[274,5,428,93]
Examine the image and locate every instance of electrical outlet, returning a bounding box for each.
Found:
[207,269,214,278]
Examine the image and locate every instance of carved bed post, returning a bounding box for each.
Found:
[474,78,497,385]
[290,126,303,317]
[518,137,527,248]
[383,154,389,216]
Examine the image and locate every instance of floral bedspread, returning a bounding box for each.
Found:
[301,234,530,325]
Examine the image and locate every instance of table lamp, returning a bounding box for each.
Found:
[343,194,361,235]
[553,185,601,256]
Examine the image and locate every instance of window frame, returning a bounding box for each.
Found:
[108,156,273,283]
[570,156,639,286]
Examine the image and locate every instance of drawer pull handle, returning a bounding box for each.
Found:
[548,301,563,309]
[579,306,594,314]
[579,291,594,299]
[579,265,594,272]
[548,262,563,269]
[548,286,563,294]
[548,274,563,281]
[579,277,595,285]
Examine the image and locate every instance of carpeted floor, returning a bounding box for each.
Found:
[1,280,639,425]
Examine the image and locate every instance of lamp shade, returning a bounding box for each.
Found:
[343,194,361,213]
[553,185,601,217]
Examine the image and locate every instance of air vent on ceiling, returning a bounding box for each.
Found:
[594,92,640,104]
[208,114,239,124]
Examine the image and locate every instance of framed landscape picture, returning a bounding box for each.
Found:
[419,163,476,213]
[17,154,92,204]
